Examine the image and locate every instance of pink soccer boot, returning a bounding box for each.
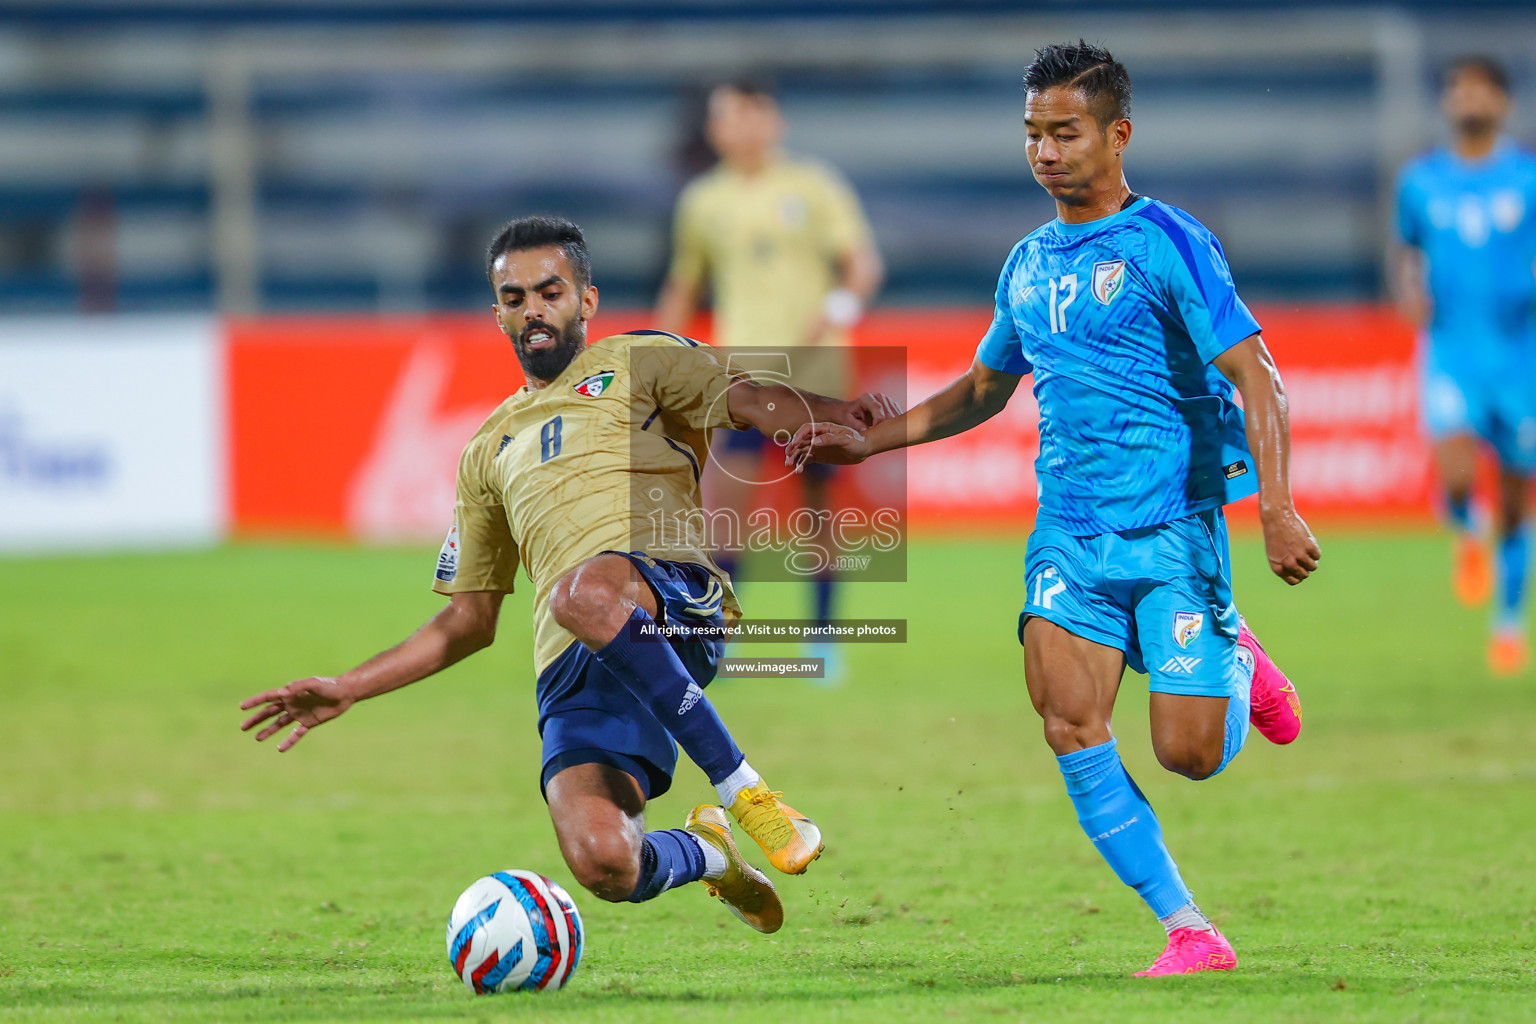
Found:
[1135,927,1237,977]
[1238,616,1301,745]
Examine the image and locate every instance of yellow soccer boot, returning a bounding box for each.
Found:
[684,805,784,934]
[727,780,824,875]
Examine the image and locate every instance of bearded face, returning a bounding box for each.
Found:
[511,308,588,383]
[489,244,598,387]
[1443,68,1508,139]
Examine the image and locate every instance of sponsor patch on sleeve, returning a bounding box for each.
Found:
[435,522,459,582]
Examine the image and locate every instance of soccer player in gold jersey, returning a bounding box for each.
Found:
[656,80,883,672]
[240,216,898,934]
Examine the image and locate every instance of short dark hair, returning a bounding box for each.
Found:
[1444,54,1509,95]
[485,215,592,289]
[1022,40,1132,129]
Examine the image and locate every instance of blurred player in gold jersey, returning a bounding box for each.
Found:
[656,80,884,675]
[240,216,898,935]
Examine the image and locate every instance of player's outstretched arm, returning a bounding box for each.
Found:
[1214,335,1321,586]
[784,357,1021,466]
[238,590,505,752]
[726,379,902,442]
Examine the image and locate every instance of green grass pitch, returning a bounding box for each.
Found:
[2,535,1535,1023]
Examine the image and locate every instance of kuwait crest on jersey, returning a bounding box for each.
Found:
[573,371,615,398]
[1091,260,1127,305]
[1173,611,1204,649]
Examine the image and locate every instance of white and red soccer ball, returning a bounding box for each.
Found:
[446,870,583,994]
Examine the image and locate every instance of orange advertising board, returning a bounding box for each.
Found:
[227,305,1432,540]
[229,314,516,538]
[860,305,1433,528]
[1246,306,1430,524]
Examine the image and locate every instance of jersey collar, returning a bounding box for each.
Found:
[721,150,787,182]
[1446,136,1513,172]
[1051,195,1152,235]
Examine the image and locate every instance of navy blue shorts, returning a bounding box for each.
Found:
[536,552,727,801]
[716,426,833,482]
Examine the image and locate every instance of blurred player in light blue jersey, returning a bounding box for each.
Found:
[788,41,1320,976]
[1393,55,1536,676]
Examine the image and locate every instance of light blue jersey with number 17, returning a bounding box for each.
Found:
[976,196,1261,535]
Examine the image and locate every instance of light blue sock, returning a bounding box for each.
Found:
[626,829,706,903]
[1210,652,1253,777]
[1497,528,1530,630]
[1056,738,1192,919]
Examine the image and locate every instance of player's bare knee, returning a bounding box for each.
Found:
[564,834,640,902]
[548,571,621,637]
[1498,500,1525,537]
[545,576,582,631]
[1041,713,1102,756]
[1156,743,1220,781]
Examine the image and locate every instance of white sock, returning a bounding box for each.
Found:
[714,758,761,807]
[688,831,728,880]
[1159,901,1215,935]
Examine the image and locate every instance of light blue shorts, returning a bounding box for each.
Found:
[1020,507,1247,699]
[1422,355,1536,476]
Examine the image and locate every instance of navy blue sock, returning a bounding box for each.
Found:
[1447,492,1474,533]
[1498,527,1530,628]
[593,607,745,784]
[626,829,706,903]
[813,573,835,626]
[1057,738,1192,919]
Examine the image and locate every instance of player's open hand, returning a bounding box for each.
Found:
[1261,507,1321,585]
[848,392,903,429]
[239,676,355,752]
[785,421,871,471]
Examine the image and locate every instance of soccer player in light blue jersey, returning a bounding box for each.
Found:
[788,41,1321,976]
[1393,56,1536,675]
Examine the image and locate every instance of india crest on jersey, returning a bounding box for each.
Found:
[573,371,615,398]
[1091,260,1127,305]
[1173,611,1204,649]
